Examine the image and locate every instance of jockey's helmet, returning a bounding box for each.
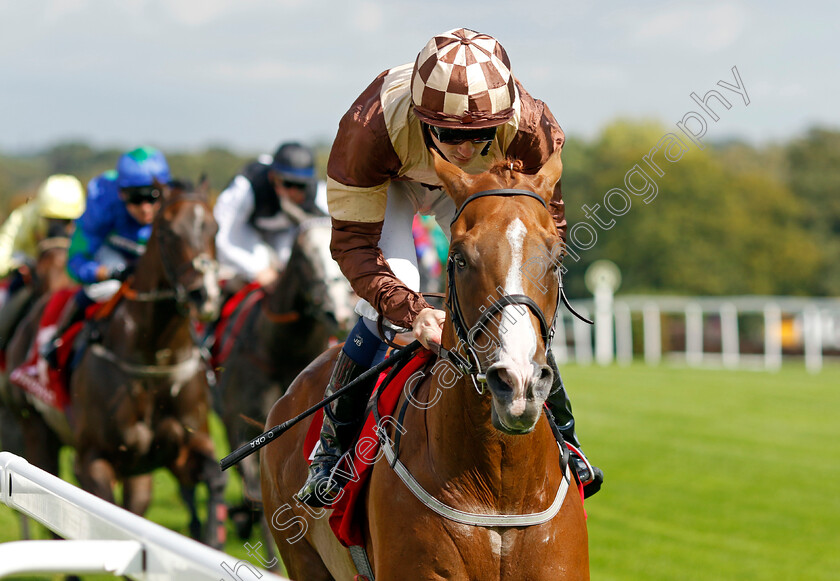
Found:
[411,28,517,129]
[271,142,316,187]
[36,174,86,220]
[116,146,171,189]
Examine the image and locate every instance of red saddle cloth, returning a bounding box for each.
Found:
[8,288,86,411]
[211,281,264,369]
[303,349,435,547]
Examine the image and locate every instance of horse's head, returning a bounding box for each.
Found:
[434,150,565,435]
[151,179,222,322]
[288,217,357,332]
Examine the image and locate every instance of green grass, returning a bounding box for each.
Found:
[3,364,840,580]
[563,362,840,581]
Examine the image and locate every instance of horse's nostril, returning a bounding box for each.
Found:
[540,365,553,383]
[486,367,514,395]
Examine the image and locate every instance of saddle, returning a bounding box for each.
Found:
[210,281,264,369]
[302,349,434,546]
[9,288,101,412]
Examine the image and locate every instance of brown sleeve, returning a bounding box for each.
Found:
[330,218,433,329]
[506,81,567,242]
[326,70,430,328]
[327,70,403,189]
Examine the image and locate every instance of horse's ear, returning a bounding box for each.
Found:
[535,148,563,200]
[196,173,210,197]
[431,149,471,205]
[153,178,172,202]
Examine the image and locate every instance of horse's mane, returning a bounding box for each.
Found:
[487,158,526,176]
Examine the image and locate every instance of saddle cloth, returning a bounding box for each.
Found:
[211,281,264,369]
[303,349,435,547]
[9,288,87,411]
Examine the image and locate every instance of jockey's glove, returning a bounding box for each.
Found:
[109,265,131,282]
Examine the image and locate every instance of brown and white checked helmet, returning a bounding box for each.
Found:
[411,28,517,129]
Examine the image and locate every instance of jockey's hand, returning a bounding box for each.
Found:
[413,308,446,353]
[255,267,279,287]
[109,265,131,282]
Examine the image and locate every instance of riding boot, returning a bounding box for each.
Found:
[297,350,374,508]
[546,349,604,498]
[39,296,85,369]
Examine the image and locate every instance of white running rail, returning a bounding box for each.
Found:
[0,451,289,580]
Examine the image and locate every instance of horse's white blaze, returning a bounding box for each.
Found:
[496,219,537,411]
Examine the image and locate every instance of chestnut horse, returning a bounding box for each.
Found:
[217,217,355,542]
[9,181,228,547]
[261,150,589,580]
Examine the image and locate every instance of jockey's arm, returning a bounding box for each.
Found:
[67,215,111,284]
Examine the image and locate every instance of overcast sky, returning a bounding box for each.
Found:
[1,0,836,155]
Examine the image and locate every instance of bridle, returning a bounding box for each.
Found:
[441,188,560,393]
[154,192,220,313]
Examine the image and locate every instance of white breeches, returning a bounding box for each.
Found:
[354,181,455,329]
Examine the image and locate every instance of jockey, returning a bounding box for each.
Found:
[40,146,170,367]
[0,175,85,350]
[214,142,322,289]
[299,28,603,507]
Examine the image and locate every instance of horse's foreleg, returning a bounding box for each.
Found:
[195,435,229,550]
[0,405,25,456]
[172,432,228,549]
[122,474,153,515]
[75,450,117,504]
[178,482,203,541]
[19,409,61,477]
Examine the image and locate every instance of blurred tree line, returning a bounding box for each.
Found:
[0,124,837,297]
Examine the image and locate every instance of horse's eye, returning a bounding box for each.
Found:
[452,253,467,271]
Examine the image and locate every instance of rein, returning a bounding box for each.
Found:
[88,343,202,389]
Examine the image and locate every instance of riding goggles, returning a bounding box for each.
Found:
[429,125,497,145]
[281,179,308,190]
[122,185,162,205]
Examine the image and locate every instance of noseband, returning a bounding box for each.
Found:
[443,189,558,393]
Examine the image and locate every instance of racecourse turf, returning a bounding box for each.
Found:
[1,362,838,580]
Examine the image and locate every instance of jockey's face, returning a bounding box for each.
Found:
[45,218,73,238]
[270,171,307,206]
[121,187,161,225]
[428,126,495,168]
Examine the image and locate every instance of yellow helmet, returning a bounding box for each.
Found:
[36,175,86,219]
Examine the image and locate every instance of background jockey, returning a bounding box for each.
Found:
[299,28,603,507]
[0,175,86,351]
[214,142,323,289]
[40,146,170,367]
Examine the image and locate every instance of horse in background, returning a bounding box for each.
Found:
[261,151,589,580]
[0,236,73,455]
[7,179,229,548]
[215,216,356,541]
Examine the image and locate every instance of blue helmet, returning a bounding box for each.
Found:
[116,146,171,189]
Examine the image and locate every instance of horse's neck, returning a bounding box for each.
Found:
[267,254,301,314]
[108,246,193,357]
